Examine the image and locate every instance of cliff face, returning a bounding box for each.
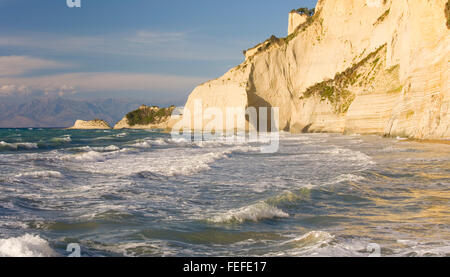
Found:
[288,12,308,35]
[69,119,111,130]
[181,0,449,139]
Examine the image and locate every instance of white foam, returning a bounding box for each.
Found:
[70,151,107,162]
[0,141,38,150]
[64,145,241,176]
[149,138,169,145]
[157,149,233,176]
[130,139,167,148]
[63,147,132,162]
[94,145,120,152]
[51,136,72,143]
[16,170,63,179]
[292,231,333,244]
[131,141,152,148]
[72,145,120,152]
[91,241,176,257]
[401,245,450,257]
[210,202,288,223]
[327,174,365,185]
[322,147,375,166]
[0,234,57,257]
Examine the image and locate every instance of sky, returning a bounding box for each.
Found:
[0,0,317,106]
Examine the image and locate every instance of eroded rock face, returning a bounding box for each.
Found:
[181,0,449,139]
[69,119,111,129]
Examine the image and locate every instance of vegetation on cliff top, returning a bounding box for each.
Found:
[126,105,175,126]
[243,7,321,58]
[291,7,315,16]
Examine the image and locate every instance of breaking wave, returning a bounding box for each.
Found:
[0,141,38,151]
[129,138,168,148]
[73,145,120,152]
[50,136,72,143]
[0,234,57,257]
[284,231,335,247]
[16,170,63,179]
[210,202,288,224]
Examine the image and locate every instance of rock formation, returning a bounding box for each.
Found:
[113,105,176,129]
[180,0,449,140]
[69,119,111,129]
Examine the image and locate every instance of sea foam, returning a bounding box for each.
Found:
[50,136,72,143]
[0,234,57,257]
[16,170,63,179]
[0,141,38,151]
[210,202,288,223]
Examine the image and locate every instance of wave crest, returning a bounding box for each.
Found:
[210,202,288,223]
[16,170,63,179]
[0,141,38,151]
[0,234,57,257]
[50,136,72,143]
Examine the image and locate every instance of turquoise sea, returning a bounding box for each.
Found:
[0,128,449,256]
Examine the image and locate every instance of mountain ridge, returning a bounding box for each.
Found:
[0,97,145,128]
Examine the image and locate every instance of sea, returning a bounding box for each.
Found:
[0,128,449,257]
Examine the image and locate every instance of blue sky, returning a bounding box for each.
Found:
[0,0,317,105]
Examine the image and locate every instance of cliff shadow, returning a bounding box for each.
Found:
[246,70,280,132]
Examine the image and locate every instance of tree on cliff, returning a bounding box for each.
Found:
[292,7,315,16]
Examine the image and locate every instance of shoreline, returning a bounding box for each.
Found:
[2,127,449,145]
[9,127,448,145]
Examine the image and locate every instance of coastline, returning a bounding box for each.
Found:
[61,127,450,145]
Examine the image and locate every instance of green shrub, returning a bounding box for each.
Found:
[126,106,174,126]
[292,7,315,16]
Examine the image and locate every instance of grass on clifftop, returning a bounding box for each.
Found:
[291,7,315,16]
[243,7,322,58]
[126,106,174,126]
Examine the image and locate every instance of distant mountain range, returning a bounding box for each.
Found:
[0,97,148,128]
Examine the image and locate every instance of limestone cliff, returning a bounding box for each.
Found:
[113,105,176,130]
[181,0,449,139]
[69,119,111,130]
[288,11,308,35]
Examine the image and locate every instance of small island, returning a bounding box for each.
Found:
[69,105,177,130]
[113,105,176,130]
[68,119,112,130]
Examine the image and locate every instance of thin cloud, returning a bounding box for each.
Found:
[128,30,187,45]
[0,72,206,96]
[0,30,245,61]
[0,56,67,77]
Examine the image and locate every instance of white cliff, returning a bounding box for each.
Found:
[180,0,449,140]
[288,11,308,35]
